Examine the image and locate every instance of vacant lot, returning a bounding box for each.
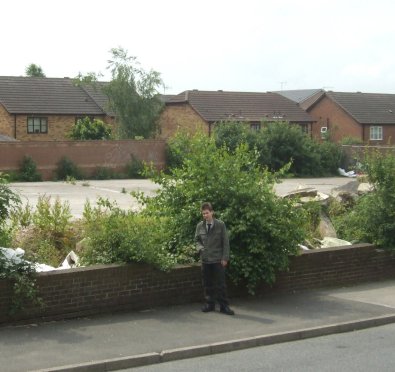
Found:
[10,177,354,218]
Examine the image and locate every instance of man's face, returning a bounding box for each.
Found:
[202,209,214,222]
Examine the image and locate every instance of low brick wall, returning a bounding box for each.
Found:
[1,243,394,325]
[0,139,166,180]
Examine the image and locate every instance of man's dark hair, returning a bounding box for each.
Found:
[201,202,213,211]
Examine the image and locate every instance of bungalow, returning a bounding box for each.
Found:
[305,91,395,144]
[158,90,315,139]
[0,76,115,141]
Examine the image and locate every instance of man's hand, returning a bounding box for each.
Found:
[221,260,228,267]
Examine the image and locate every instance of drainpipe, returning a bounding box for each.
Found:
[14,114,17,139]
[208,122,212,137]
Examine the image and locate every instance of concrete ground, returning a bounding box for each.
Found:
[9,177,355,218]
[1,279,395,372]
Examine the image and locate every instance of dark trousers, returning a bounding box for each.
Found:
[202,262,229,307]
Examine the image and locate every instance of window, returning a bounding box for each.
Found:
[27,117,48,134]
[370,126,383,140]
[250,123,261,131]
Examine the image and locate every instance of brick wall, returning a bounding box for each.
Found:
[158,103,208,139]
[1,244,394,325]
[308,96,362,142]
[0,104,13,137]
[0,139,166,180]
[0,110,114,142]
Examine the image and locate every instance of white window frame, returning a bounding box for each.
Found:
[370,126,383,140]
[27,117,48,134]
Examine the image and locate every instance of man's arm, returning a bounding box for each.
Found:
[194,223,204,253]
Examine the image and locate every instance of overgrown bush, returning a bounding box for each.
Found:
[79,198,174,269]
[17,155,42,182]
[166,131,195,170]
[0,173,42,314]
[137,133,306,293]
[0,248,42,315]
[0,173,21,246]
[55,157,83,180]
[330,151,395,248]
[68,117,113,140]
[213,121,343,176]
[12,196,80,266]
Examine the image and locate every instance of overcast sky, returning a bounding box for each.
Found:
[2,0,395,94]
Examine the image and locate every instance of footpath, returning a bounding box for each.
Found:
[1,279,395,372]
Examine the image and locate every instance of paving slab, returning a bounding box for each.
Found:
[1,280,395,372]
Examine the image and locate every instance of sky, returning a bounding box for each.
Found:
[2,0,395,94]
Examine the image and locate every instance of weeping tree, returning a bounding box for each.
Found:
[103,47,164,139]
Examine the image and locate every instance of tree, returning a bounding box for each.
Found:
[72,72,102,87]
[25,64,46,77]
[103,47,164,139]
[68,117,112,140]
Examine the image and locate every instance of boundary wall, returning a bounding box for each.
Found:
[1,244,395,325]
[0,140,166,180]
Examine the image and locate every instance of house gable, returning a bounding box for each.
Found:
[158,102,208,139]
[308,95,362,142]
[308,91,395,144]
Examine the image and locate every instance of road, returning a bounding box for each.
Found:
[9,177,355,218]
[131,323,395,372]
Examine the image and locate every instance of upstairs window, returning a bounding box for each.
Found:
[27,117,48,134]
[370,126,383,140]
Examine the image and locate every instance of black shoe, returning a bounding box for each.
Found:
[220,306,235,315]
[201,303,215,312]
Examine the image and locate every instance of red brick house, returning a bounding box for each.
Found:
[158,90,315,139]
[0,76,115,141]
[305,91,395,144]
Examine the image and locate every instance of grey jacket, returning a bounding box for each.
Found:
[194,218,230,263]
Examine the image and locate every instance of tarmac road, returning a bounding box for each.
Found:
[9,177,355,218]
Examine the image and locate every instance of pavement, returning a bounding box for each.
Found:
[9,177,355,218]
[1,279,395,372]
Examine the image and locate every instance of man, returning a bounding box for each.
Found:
[195,202,234,315]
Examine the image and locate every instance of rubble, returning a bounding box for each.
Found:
[0,247,80,272]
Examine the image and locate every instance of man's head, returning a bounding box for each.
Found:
[201,202,214,222]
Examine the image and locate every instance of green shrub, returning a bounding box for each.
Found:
[137,133,306,293]
[331,151,395,248]
[55,156,83,180]
[93,167,116,180]
[0,173,21,246]
[126,155,145,178]
[17,155,42,182]
[0,248,42,315]
[165,131,194,170]
[13,196,79,266]
[68,117,113,140]
[214,121,250,152]
[213,121,343,177]
[80,199,174,269]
